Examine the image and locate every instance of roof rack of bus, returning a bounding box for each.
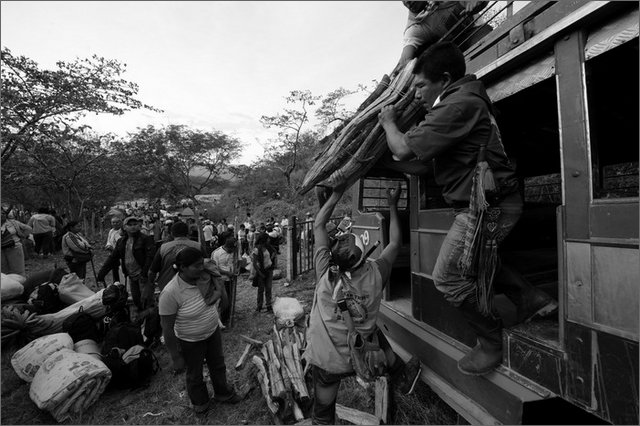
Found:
[439,1,557,59]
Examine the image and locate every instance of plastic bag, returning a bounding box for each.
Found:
[272,297,304,328]
[1,273,25,301]
[57,273,95,305]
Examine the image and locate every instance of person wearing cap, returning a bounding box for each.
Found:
[304,182,420,424]
[159,247,242,413]
[97,216,156,313]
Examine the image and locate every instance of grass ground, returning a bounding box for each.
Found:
[1,242,462,425]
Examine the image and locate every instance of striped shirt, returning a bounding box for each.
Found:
[158,274,219,342]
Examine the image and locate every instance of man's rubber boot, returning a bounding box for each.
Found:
[457,337,503,376]
[496,263,559,323]
[457,300,504,376]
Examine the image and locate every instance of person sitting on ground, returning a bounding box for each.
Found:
[62,220,93,280]
[304,182,420,425]
[379,41,558,376]
[1,209,32,276]
[159,247,242,414]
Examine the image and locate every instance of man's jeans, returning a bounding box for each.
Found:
[432,193,523,307]
[178,329,233,408]
[311,365,353,425]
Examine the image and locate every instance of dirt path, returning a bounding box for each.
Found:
[1,247,460,425]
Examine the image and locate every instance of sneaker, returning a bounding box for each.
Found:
[394,356,422,395]
[213,391,243,404]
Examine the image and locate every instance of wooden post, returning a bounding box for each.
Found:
[374,376,389,424]
[287,215,296,282]
[90,211,96,240]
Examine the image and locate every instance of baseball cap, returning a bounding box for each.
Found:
[123,216,141,226]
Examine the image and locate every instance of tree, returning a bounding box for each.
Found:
[122,125,242,203]
[260,90,320,188]
[1,129,123,217]
[1,47,160,163]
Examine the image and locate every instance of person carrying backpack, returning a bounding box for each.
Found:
[62,221,93,280]
[159,247,242,414]
[304,182,420,424]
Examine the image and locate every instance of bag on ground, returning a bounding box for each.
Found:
[62,307,100,343]
[273,297,305,328]
[102,344,159,389]
[101,320,143,355]
[29,349,111,422]
[10,333,74,382]
[29,283,64,314]
[1,273,24,301]
[57,273,95,305]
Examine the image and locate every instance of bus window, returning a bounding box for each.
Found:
[360,177,408,212]
[585,38,639,200]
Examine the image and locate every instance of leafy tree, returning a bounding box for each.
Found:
[1,47,159,163]
[260,90,320,188]
[122,125,242,204]
[1,129,123,217]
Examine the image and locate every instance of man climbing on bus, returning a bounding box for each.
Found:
[378,41,558,376]
[305,182,421,424]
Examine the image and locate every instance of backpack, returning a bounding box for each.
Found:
[102,344,159,389]
[102,319,144,355]
[31,283,64,314]
[62,307,100,342]
[102,283,129,315]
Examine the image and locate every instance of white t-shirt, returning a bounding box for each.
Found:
[159,274,220,342]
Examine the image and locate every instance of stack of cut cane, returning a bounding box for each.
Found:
[299,59,425,195]
[239,323,309,424]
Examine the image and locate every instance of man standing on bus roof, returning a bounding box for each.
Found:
[379,41,558,376]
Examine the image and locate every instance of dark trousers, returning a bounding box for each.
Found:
[66,260,88,279]
[179,329,233,407]
[34,231,53,255]
[311,366,353,425]
[219,280,232,325]
[256,269,273,309]
[310,329,401,425]
[128,276,145,310]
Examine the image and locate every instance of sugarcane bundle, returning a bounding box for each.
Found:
[299,59,418,195]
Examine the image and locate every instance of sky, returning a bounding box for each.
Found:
[1,1,409,165]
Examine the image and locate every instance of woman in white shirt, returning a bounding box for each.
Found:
[158,247,242,414]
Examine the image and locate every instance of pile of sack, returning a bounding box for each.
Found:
[7,280,160,421]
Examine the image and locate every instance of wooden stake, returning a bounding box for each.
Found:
[251,356,280,416]
[235,343,253,370]
[375,376,389,424]
[239,334,264,346]
[335,404,380,425]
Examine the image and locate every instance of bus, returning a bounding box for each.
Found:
[348,2,638,424]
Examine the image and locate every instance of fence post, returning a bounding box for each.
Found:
[287,215,297,282]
